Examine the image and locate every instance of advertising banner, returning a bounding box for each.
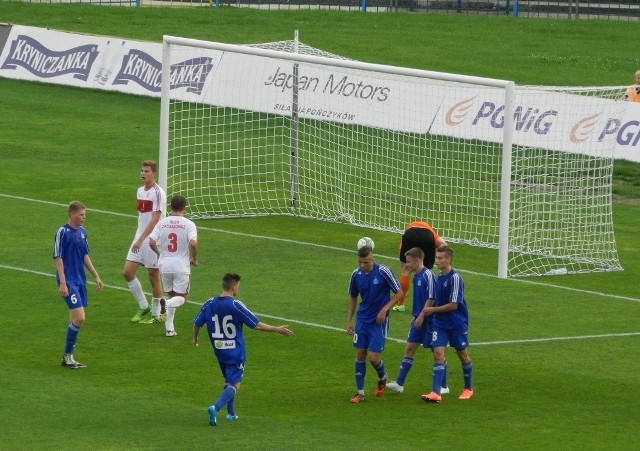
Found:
[0,25,638,162]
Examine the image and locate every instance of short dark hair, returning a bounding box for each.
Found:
[170,195,187,212]
[436,245,453,259]
[405,247,425,261]
[357,246,373,258]
[222,273,241,291]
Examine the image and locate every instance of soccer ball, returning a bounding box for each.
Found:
[357,236,375,250]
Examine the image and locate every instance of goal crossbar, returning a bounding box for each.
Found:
[159,35,622,279]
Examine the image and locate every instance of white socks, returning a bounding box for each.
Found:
[127,278,148,309]
[165,296,185,332]
[166,296,185,308]
[152,297,163,317]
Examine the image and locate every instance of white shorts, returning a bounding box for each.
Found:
[126,242,159,269]
[161,273,190,294]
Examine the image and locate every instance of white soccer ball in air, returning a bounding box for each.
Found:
[357,237,375,250]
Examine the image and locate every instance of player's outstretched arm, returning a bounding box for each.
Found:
[255,322,293,336]
[192,324,201,346]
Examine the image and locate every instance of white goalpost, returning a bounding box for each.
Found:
[159,34,624,278]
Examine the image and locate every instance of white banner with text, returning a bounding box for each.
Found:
[1,25,638,162]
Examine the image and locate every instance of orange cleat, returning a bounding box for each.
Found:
[458,389,474,400]
[421,392,442,403]
[375,376,387,397]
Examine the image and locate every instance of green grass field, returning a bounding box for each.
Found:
[1,5,639,449]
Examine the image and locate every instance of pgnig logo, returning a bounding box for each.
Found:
[569,113,601,143]
[444,98,558,135]
[571,113,640,146]
[445,97,640,147]
[445,96,478,126]
[594,117,640,146]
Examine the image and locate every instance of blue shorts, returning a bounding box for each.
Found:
[406,317,433,349]
[61,282,88,310]
[218,361,245,384]
[431,327,469,351]
[353,318,388,353]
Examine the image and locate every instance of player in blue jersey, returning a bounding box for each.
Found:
[193,273,293,426]
[346,245,403,403]
[420,246,473,403]
[53,201,104,369]
[386,247,448,395]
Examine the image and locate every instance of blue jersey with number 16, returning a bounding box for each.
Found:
[193,296,260,365]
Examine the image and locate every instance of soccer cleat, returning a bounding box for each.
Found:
[138,316,162,324]
[458,389,474,400]
[392,305,406,312]
[421,392,442,403]
[159,298,167,321]
[226,414,239,422]
[440,386,450,395]
[207,406,217,426]
[61,354,86,369]
[385,381,404,394]
[349,393,365,403]
[130,307,151,323]
[375,375,387,397]
[166,330,178,337]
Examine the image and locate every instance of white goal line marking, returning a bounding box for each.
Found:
[3,263,639,347]
[2,192,639,306]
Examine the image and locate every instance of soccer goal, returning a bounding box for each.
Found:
[159,35,624,278]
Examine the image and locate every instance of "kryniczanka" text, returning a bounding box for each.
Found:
[1,35,97,81]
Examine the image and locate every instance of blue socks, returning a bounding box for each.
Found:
[396,357,414,386]
[226,385,236,417]
[442,360,448,388]
[214,385,237,413]
[432,363,446,394]
[355,360,366,391]
[372,359,385,380]
[462,361,473,390]
[64,322,80,355]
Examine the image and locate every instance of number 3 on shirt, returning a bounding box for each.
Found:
[167,232,178,253]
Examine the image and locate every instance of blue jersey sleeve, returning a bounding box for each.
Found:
[232,300,260,329]
[347,268,359,298]
[378,264,401,293]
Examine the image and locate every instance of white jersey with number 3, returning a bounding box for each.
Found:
[149,215,197,274]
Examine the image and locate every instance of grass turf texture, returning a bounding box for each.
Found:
[0,5,639,449]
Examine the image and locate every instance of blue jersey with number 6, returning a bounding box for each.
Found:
[53,224,90,286]
[193,296,260,365]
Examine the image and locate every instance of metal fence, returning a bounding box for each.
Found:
[5,0,639,19]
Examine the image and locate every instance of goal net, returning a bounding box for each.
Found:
[159,36,624,278]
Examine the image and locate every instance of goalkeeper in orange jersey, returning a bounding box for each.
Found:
[623,70,640,102]
[393,221,447,312]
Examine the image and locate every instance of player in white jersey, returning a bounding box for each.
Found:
[149,195,198,337]
[123,160,167,324]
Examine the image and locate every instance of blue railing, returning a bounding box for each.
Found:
[5,0,639,19]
